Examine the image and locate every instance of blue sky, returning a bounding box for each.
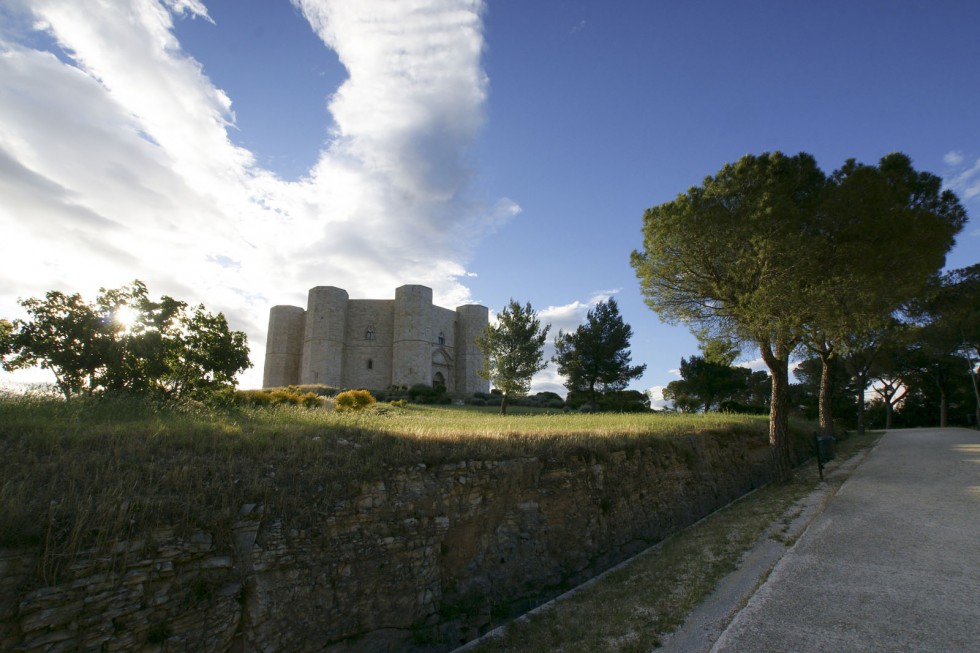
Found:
[1,0,978,400]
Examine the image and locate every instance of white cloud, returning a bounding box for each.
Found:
[526,291,619,395]
[645,386,674,411]
[944,150,965,167]
[0,0,505,389]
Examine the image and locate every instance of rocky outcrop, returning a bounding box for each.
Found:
[1,430,784,652]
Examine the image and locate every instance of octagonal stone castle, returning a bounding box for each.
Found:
[263,284,490,394]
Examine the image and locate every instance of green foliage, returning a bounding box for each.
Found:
[4,290,105,399]
[408,383,442,403]
[335,389,377,412]
[4,280,251,401]
[0,318,13,361]
[802,154,967,434]
[235,387,322,409]
[718,400,768,415]
[631,151,967,478]
[791,356,856,429]
[0,393,792,585]
[894,264,980,428]
[565,389,650,413]
[552,298,646,409]
[476,299,550,415]
[663,355,769,413]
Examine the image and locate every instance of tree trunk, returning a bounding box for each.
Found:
[967,366,980,430]
[855,371,867,435]
[884,400,893,430]
[972,372,980,430]
[500,393,509,416]
[761,340,793,483]
[939,387,947,428]
[818,351,835,437]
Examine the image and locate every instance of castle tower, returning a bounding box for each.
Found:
[301,286,349,387]
[262,305,306,388]
[392,285,432,388]
[455,304,490,394]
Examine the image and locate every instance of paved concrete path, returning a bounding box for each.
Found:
[711,428,980,653]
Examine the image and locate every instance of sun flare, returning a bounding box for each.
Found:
[114,306,139,333]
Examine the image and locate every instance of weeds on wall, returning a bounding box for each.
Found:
[1,392,809,588]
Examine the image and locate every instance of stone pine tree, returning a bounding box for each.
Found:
[552,298,646,410]
[663,355,744,413]
[476,300,550,415]
[801,154,966,436]
[907,264,980,428]
[631,152,825,481]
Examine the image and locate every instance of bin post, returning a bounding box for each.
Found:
[815,433,835,480]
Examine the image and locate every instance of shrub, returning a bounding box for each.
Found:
[408,384,440,404]
[234,387,322,408]
[289,384,339,397]
[335,389,377,412]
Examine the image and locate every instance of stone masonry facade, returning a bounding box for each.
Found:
[263,284,489,394]
[1,430,799,652]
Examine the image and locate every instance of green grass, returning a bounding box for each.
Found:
[466,430,882,652]
[0,393,797,587]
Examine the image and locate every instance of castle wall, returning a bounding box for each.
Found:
[262,305,306,388]
[455,304,489,394]
[263,285,489,394]
[392,285,433,388]
[301,287,348,387]
[342,300,395,390]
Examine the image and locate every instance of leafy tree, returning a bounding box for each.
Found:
[903,265,980,427]
[0,319,14,363]
[165,306,251,398]
[801,154,966,435]
[4,281,251,400]
[735,368,773,410]
[476,300,550,415]
[4,290,107,398]
[839,326,889,434]
[632,152,825,480]
[552,298,646,411]
[791,355,856,427]
[663,355,744,413]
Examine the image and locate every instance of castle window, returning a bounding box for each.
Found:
[367,359,373,370]
[365,325,375,340]
[438,331,445,345]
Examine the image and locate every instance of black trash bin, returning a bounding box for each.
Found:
[816,434,835,463]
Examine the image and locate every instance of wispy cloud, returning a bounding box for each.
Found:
[943,152,980,239]
[950,159,980,202]
[0,0,513,388]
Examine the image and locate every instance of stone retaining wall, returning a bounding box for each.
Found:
[1,430,789,652]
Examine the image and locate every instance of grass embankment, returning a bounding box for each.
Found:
[466,430,882,652]
[1,394,791,587]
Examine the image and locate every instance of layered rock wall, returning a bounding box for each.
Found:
[1,431,785,652]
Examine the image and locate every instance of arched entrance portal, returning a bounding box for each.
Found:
[432,348,453,392]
